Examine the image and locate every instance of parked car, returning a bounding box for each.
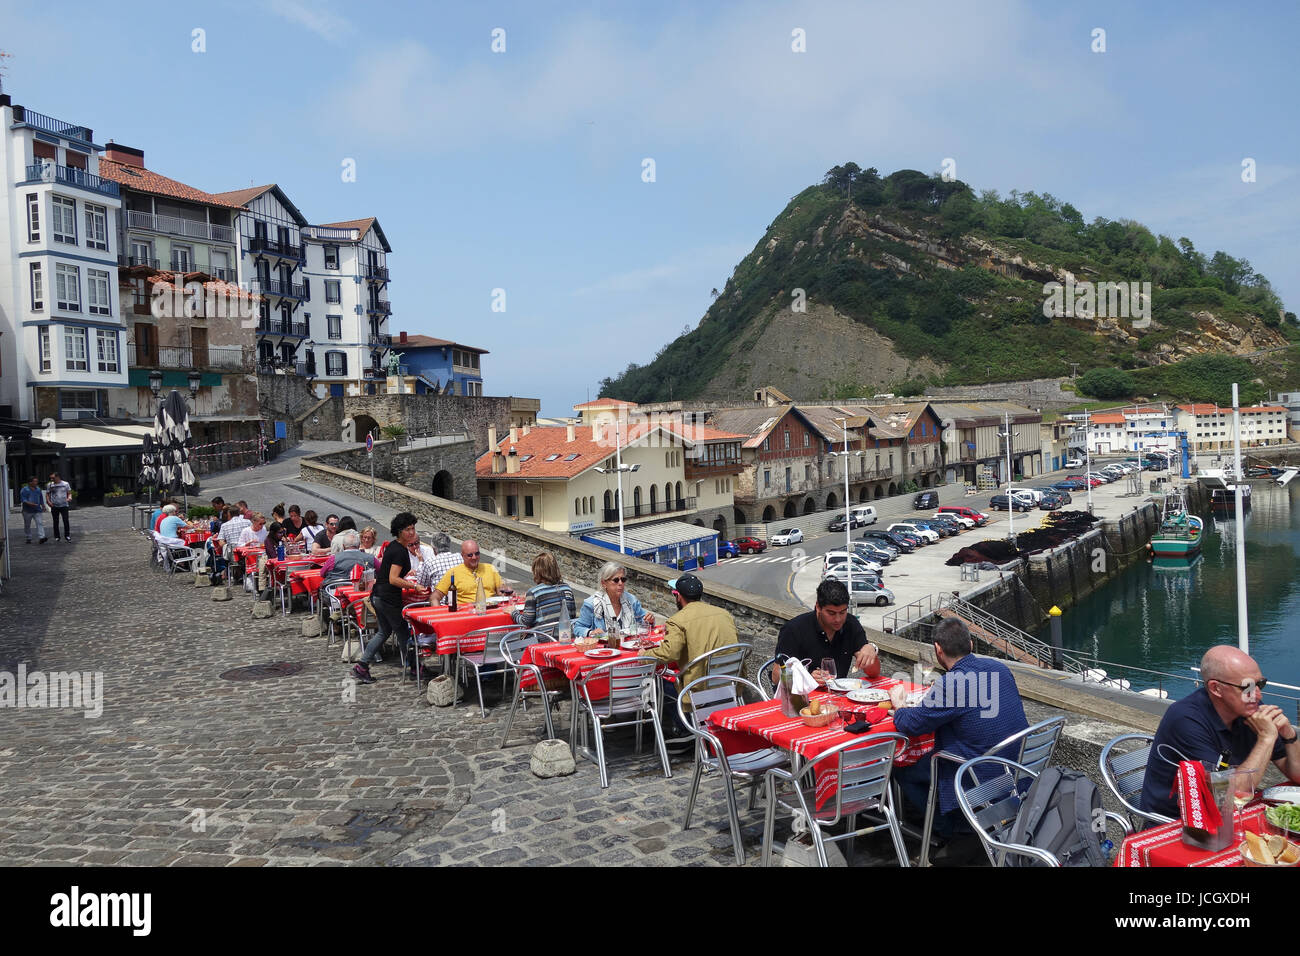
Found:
[1046,488,1072,505]
[864,529,915,552]
[1068,475,1104,487]
[906,519,950,538]
[1008,487,1043,503]
[850,506,878,527]
[1053,480,1087,492]
[842,575,895,607]
[1064,457,1084,468]
[823,551,883,576]
[932,511,975,529]
[829,515,850,533]
[888,522,938,544]
[912,491,940,510]
[852,542,894,564]
[936,505,988,526]
[989,494,1033,512]
[733,536,767,555]
[929,515,966,535]
[858,532,904,556]
[1087,472,1114,484]
[821,562,883,589]
[718,540,740,559]
[1039,495,1063,511]
[1008,490,1038,509]
[770,528,803,546]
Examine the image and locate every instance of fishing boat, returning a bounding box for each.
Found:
[1150,489,1203,558]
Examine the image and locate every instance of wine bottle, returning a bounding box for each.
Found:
[474,575,486,615]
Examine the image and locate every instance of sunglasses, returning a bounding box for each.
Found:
[1212,677,1268,693]
[608,576,627,584]
[464,551,480,557]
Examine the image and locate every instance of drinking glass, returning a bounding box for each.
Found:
[821,658,837,688]
[1232,767,1256,837]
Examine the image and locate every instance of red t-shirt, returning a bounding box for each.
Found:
[153,513,166,532]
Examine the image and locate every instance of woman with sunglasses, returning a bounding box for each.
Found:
[573,561,655,638]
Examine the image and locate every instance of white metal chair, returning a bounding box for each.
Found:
[498,629,562,748]
[954,756,1130,866]
[678,675,786,864]
[663,643,754,746]
[1099,733,1175,829]
[757,654,810,700]
[915,715,1067,867]
[575,658,673,789]
[454,624,523,716]
[276,559,317,615]
[761,732,911,867]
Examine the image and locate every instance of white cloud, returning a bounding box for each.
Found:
[269,0,351,44]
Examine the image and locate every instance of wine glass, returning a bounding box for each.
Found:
[1231,766,1256,837]
[821,658,837,689]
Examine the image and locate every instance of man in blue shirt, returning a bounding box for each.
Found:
[20,477,47,544]
[1140,645,1300,821]
[890,618,1029,839]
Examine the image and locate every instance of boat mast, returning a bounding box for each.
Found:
[1232,382,1248,653]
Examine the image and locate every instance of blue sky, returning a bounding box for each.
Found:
[3,0,1297,415]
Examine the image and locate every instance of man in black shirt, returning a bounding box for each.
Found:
[352,511,428,684]
[311,514,340,554]
[774,579,880,683]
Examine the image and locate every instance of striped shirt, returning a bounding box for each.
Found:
[417,550,463,592]
[513,583,577,630]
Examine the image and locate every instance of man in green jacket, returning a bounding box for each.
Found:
[644,573,738,745]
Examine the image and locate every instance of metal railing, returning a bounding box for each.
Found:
[127,343,251,370]
[366,299,392,315]
[365,264,390,281]
[119,255,161,270]
[14,107,93,140]
[602,497,697,521]
[302,225,358,240]
[255,277,307,299]
[256,321,308,337]
[368,333,392,347]
[126,210,233,242]
[247,235,304,259]
[25,162,120,197]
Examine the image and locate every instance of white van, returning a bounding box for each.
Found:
[850,506,877,527]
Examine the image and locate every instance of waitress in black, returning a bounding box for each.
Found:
[351,511,428,685]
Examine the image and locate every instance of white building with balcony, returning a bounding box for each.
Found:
[0,96,127,423]
[300,218,392,396]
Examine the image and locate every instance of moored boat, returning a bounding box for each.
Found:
[1151,489,1203,558]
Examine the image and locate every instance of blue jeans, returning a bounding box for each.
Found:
[893,758,970,840]
[361,597,409,666]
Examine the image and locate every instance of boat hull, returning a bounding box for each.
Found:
[1151,537,1201,558]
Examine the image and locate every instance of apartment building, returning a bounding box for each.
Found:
[0,96,127,424]
[931,401,1044,483]
[1173,403,1289,452]
[391,331,485,396]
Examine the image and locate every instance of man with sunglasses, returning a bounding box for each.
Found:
[1140,645,1300,821]
[432,538,512,607]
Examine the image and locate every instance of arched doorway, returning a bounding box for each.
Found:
[693,518,705,527]
[649,485,658,513]
[352,413,379,443]
[888,482,898,497]
[762,505,776,522]
[633,486,643,515]
[874,484,884,500]
[664,483,673,510]
[826,491,838,510]
[675,481,684,507]
[859,487,868,503]
[734,506,748,526]
[783,501,797,519]
[920,474,930,488]
[713,516,728,538]
[431,470,453,499]
[603,490,613,517]
[802,498,816,515]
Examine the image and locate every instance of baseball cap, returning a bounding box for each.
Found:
[667,573,703,599]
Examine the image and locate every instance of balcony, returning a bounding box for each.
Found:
[256,321,308,338]
[128,344,251,371]
[368,333,392,348]
[247,235,304,260]
[126,210,233,242]
[602,497,697,522]
[362,367,385,379]
[119,254,161,270]
[255,278,307,300]
[25,162,120,197]
[171,261,238,282]
[366,298,392,316]
[684,459,744,479]
[13,106,94,141]
[301,225,358,241]
[365,264,390,281]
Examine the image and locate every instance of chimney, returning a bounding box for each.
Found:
[487,425,497,450]
[103,142,144,167]
[567,424,575,443]
[399,331,408,344]
[509,425,518,444]
[491,449,503,474]
[522,425,530,436]
[591,422,601,441]
[506,446,520,475]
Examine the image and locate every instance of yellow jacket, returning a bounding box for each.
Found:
[646,600,739,691]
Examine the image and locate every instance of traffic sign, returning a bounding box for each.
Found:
[366,433,374,453]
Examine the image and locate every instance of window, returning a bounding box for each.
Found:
[60,389,97,414]
[52,196,76,243]
[324,245,339,270]
[762,437,770,452]
[763,469,771,488]
[506,495,518,517]
[26,194,40,242]
[784,431,791,450]
[546,454,560,462]
[30,263,44,311]
[96,330,119,372]
[525,496,534,517]
[564,453,580,461]
[805,464,812,481]
[803,433,809,447]
[327,315,342,340]
[326,351,347,376]
[325,279,341,303]
[131,240,154,267]
[301,276,310,299]
[55,264,80,311]
[64,327,88,371]
[210,249,230,278]
[171,245,193,271]
[574,497,580,514]
[84,203,108,250]
[87,269,111,315]
[39,327,51,372]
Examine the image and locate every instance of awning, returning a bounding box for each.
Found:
[37,425,146,454]
[581,520,718,557]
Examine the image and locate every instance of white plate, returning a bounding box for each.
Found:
[828,678,863,693]
[1262,785,1300,804]
[584,648,619,659]
[847,689,890,704]
[905,691,926,706]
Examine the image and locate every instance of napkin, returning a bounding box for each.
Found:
[1174,760,1221,834]
[787,658,818,697]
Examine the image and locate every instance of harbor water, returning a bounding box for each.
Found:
[1033,479,1300,709]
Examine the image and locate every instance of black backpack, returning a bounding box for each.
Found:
[1005,767,1108,867]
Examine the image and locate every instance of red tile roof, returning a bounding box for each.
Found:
[1090,413,1126,425]
[209,184,275,207]
[318,217,376,235]
[99,159,245,209]
[121,269,261,301]
[396,334,487,352]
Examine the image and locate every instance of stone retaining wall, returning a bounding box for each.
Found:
[308,439,478,508]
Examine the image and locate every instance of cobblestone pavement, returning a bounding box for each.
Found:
[0,512,915,867]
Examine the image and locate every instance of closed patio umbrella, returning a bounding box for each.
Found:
[156,390,196,509]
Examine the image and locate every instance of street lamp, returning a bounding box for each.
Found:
[830,417,862,585]
[148,369,163,398]
[1082,411,1094,514]
[592,418,639,556]
[998,411,1019,539]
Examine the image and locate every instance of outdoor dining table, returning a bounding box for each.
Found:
[708,675,935,810]
[182,528,212,546]
[1113,803,1271,867]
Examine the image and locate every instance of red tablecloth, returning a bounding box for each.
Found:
[289,568,324,597]
[708,677,934,810]
[403,606,517,654]
[182,529,212,545]
[1114,804,1269,867]
[517,638,666,697]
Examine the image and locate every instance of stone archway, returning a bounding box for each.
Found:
[762,505,776,522]
[802,497,816,515]
[920,474,930,489]
[693,518,705,527]
[352,413,379,443]
[874,484,884,500]
[431,470,454,499]
[734,506,748,526]
[859,487,869,503]
[713,515,728,538]
[782,501,797,519]
[826,491,838,510]
[888,482,898,497]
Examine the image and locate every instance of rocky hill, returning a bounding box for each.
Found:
[600,166,1297,404]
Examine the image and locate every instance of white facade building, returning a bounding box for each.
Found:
[300,218,392,396]
[0,96,127,423]
[1173,403,1289,452]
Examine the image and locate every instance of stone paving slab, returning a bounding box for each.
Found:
[0,517,914,867]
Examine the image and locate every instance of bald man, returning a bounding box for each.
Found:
[432,539,512,607]
[1140,645,1300,821]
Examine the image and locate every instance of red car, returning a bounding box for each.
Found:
[1067,475,1105,487]
[733,536,768,555]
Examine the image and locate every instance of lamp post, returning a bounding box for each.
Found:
[999,411,1019,539]
[593,418,639,556]
[1083,411,1093,515]
[830,417,861,587]
[1231,383,1248,653]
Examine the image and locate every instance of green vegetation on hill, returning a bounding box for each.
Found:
[599,165,1290,404]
